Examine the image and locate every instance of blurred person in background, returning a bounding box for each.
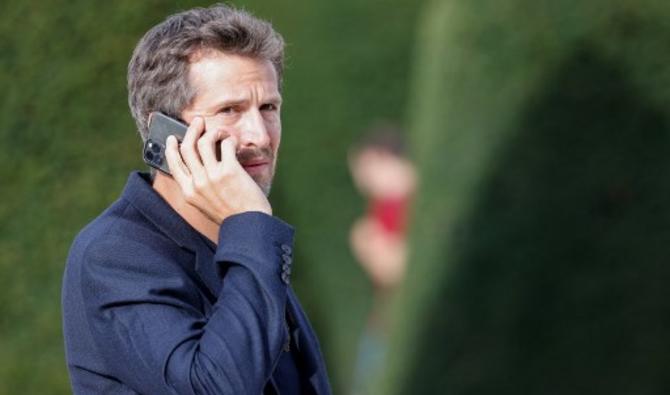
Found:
[61,4,331,394]
[348,122,417,394]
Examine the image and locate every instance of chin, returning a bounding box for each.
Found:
[258,181,272,197]
[254,175,273,197]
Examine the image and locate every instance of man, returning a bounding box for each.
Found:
[62,4,331,394]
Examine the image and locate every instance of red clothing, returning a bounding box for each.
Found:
[369,196,409,235]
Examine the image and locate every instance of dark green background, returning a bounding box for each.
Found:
[0,1,420,393]
[380,1,670,394]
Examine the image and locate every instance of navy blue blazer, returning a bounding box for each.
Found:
[62,172,331,394]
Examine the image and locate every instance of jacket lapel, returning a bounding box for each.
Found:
[122,172,222,299]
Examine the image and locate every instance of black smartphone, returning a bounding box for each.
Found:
[143,112,188,175]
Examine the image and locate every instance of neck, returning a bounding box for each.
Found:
[152,172,220,244]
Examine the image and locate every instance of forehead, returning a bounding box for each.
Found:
[188,51,279,95]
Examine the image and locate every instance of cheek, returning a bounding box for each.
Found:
[267,120,281,149]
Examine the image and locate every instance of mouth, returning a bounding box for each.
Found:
[241,160,271,175]
[241,160,269,167]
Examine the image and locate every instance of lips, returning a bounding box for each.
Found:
[241,159,270,176]
[241,160,269,167]
[237,148,273,175]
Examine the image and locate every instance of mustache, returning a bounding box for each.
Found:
[236,146,274,164]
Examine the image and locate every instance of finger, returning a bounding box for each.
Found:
[180,117,207,180]
[198,128,223,170]
[165,135,191,186]
[219,135,240,169]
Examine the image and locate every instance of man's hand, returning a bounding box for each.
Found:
[164,117,272,224]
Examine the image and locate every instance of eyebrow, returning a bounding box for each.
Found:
[213,95,282,109]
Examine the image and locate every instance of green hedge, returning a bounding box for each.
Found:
[380,1,670,394]
[0,1,421,393]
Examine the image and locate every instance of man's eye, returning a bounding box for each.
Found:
[260,103,277,112]
[220,106,236,114]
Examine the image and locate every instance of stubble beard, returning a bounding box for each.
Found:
[237,146,276,197]
[254,170,274,197]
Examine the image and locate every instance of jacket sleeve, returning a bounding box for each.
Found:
[80,211,292,395]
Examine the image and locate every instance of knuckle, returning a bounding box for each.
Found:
[210,170,226,183]
[219,166,234,178]
[183,187,196,202]
[208,170,221,182]
[192,177,208,191]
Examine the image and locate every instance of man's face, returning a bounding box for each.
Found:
[181,51,282,195]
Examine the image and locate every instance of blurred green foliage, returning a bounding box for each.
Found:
[380,0,670,394]
[0,1,421,393]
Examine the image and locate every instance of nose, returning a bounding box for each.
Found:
[237,109,270,149]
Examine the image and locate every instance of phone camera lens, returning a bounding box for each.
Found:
[151,142,162,154]
[145,150,154,161]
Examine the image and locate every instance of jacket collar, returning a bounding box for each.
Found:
[120,171,222,297]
